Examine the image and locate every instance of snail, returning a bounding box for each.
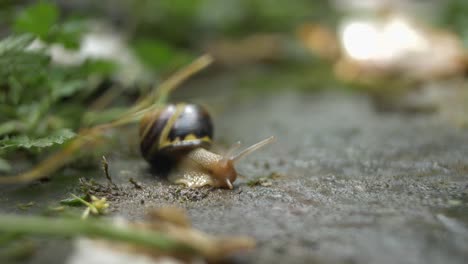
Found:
[139,103,274,189]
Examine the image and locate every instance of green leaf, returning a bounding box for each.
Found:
[51,79,86,100]
[0,121,24,136]
[0,51,49,88]
[60,194,89,207]
[51,19,86,50]
[14,2,59,39]
[80,59,117,76]
[0,158,12,173]
[0,34,35,54]
[132,38,194,71]
[0,129,76,150]
[0,35,50,106]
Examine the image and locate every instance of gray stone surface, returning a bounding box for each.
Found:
[1,71,468,263]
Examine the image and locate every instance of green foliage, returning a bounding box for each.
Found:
[0,129,75,150]
[0,158,11,173]
[0,35,48,96]
[14,2,59,39]
[440,0,468,47]
[14,2,85,49]
[60,194,89,207]
[0,34,88,138]
[0,2,118,167]
[51,19,87,50]
[129,0,337,42]
[132,38,194,72]
[80,59,117,77]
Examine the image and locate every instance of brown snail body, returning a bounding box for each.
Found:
[139,103,274,189]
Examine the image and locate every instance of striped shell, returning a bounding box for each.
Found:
[139,103,213,169]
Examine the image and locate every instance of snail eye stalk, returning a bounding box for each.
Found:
[223,141,241,162]
[230,136,275,163]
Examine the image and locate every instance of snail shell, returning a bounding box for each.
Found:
[140,103,213,169]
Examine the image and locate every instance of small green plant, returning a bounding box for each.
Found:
[70,194,109,219]
[0,2,116,173]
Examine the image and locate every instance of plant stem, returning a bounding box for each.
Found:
[139,54,214,111]
[0,214,194,253]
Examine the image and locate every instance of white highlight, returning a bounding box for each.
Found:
[340,16,429,63]
[341,21,379,61]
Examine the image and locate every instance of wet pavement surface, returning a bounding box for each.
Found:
[1,70,468,263]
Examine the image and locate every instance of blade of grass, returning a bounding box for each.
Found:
[133,54,213,112]
[98,54,214,129]
[0,214,194,253]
